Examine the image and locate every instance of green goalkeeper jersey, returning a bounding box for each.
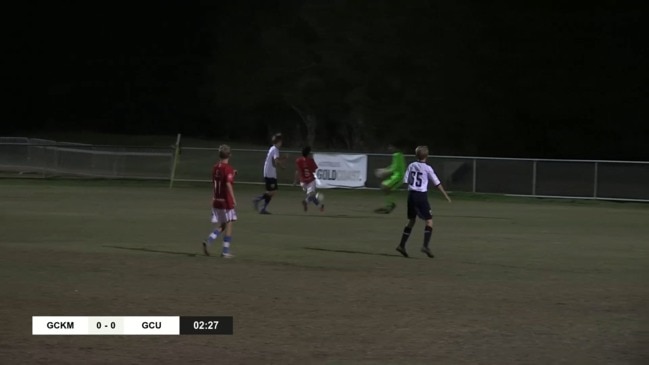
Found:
[389,152,406,178]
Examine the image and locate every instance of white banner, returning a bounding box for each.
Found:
[313,153,367,189]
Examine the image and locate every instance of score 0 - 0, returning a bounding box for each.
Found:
[88,317,124,335]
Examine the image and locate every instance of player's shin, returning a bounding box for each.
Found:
[399,226,412,247]
[423,226,433,248]
[222,223,233,254]
[222,236,231,254]
[263,193,273,208]
[309,193,320,206]
[205,229,220,246]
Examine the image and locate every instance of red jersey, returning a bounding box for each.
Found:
[212,162,236,209]
[296,156,318,184]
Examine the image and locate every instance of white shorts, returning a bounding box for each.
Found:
[300,181,317,195]
[211,208,237,224]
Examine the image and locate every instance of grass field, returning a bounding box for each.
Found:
[0,179,648,364]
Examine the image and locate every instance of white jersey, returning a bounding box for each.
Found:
[263,145,280,178]
[404,161,441,192]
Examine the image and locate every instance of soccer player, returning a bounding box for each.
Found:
[375,144,406,214]
[253,133,286,214]
[294,146,324,212]
[202,145,237,258]
[395,145,451,258]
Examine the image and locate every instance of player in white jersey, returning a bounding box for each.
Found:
[395,145,452,258]
[253,133,286,214]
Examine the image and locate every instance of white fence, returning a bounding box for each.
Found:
[1,137,648,202]
[0,137,173,180]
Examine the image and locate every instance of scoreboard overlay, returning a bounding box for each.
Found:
[32,316,233,335]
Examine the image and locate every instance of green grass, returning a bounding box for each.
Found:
[0,179,648,364]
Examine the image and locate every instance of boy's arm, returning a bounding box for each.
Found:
[436,184,452,203]
[274,154,287,169]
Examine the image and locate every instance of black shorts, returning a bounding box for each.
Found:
[407,191,432,220]
[264,177,278,191]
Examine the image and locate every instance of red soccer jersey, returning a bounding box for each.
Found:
[212,162,236,209]
[296,156,318,184]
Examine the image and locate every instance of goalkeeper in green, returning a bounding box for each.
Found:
[375,144,406,213]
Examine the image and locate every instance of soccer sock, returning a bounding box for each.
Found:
[423,226,433,248]
[309,194,320,206]
[222,236,231,254]
[399,226,412,247]
[205,229,220,246]
[263,194,272,209]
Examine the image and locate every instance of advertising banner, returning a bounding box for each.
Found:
[313,153,367,188]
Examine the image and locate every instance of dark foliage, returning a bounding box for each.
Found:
[6,1,648,159]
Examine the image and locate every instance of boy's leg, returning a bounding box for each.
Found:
[376,176,400,213]
[396,218,416,257]
[385,186,398,212]
[259,179,278,214]
[202,211,225,256]
[254,178,275,212]
[421,220,434,258]
[419,199,435,258]
[221,221,234,257]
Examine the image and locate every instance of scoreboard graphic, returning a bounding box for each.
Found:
[32,316,233,335]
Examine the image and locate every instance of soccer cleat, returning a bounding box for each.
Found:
[302,200,308,212]
[320,204,325,212]
[374,207,389,214]
[202,241,210,256]
[386,202,397,213]
[259,209,271,215]
[421,247,434,258]
[395,246,409,258]
[220,253,234,259]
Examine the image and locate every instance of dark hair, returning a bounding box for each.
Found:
[301,146,311,157]
[272,133,283,144]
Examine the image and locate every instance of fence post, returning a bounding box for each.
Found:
[593,161,599,198]
[532,159,537,196]
[472,158,477,193]
[169,133,182,188]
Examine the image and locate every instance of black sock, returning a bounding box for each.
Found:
[261,194,272,210]
[423,226,433,248]
[399,226,412,247]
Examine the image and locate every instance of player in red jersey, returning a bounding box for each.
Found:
[202,145,237,258]
[294,146,324,212]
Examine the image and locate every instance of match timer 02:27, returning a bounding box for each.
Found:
[179,316,234,335]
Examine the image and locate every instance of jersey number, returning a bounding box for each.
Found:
[408,171,423,187]
[303,169,311,178]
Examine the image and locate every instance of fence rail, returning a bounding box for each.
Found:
[1,137,648,202]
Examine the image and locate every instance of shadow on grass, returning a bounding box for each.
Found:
[104,245,198,257]
[437,215,512,220]
[279,213,377,219]
[303,246,411,258]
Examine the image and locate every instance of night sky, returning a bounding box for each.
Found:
[6,1,648,159]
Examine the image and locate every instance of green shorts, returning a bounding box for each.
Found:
[382,174,403,190]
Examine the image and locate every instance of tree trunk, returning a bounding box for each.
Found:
[304,113,317,147]
[288,103,317,147]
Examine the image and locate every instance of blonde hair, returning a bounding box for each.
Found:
[218,144,231,159]
[415,145,429,160]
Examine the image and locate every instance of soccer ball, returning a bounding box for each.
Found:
[375,168,390,179]
[315,192,324,203]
